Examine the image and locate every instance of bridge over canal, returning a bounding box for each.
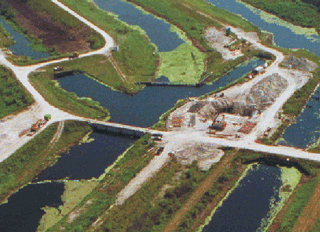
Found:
[80,119,166,137]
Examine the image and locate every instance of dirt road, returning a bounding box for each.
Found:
[0,0,115,162]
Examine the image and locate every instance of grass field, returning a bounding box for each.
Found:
[0,65,34,119]
[60,0,159,89]
[29,61,109,120]
[243,0,320,33]
[0,23,14,48]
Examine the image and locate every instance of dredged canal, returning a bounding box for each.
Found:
[0,0,320,231]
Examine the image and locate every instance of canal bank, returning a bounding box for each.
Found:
[3,0,320,230]
[0,17,50,60]
[57,58,263,127]
[200,163,301,232]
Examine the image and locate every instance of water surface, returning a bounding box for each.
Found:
[202,164,282,232]
[282,89,320,148]
[34,132,136,181]
[206,0,320,56]
[58,59,263,127]
[94,0,184,52]
[0,17,49,59]
[0,183,64,232]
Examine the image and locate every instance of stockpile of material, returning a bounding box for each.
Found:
[282,55,318,71]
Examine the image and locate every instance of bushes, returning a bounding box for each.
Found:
[278,177,319,231]
[283,68,320,116]
[0,66,34,119]
[243,0,320,31]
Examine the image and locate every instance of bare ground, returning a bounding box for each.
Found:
[292,177,320,232]
[7,0,93,53]
[163,150,240,232]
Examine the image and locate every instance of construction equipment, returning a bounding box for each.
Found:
[69,52,79,59]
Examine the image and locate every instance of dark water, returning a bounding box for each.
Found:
[206,0,320,56]
[282,89,320,148]
[0,17,49,60]
[94,0,183,52]
[204,0,320,147]
[202,164,282,232]
[0,183,64,232]
[34,132,136,181]
[58,59,263,127]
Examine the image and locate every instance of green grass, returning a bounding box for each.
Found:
[48,55,142,94]
[29,61,109,120]
[0,65,34,119]
[0,23,14,48]
[128,0,262,50]
[243,0,320,32]
[278,177,319,232]
[47,135,155,232]
[283,67,320,116]
[0,121,91,204]
[158,42,207,83]
[60,0,158,86]
[99,160,185,232]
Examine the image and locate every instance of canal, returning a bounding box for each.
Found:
[0,17,49,60]
[202,164,282,232]
[1,0,320,231]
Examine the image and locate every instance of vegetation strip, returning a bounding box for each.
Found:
[163,150,239,232]
[47,135,155,231]
[0,65,34,119]
[0,121,91,205]
[242,0,320,33]
[60,0,159,94]
[29,60,110,120]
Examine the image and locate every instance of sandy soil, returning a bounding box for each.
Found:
[205,27,243,60]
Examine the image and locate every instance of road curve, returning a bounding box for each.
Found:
[0,0,116,161]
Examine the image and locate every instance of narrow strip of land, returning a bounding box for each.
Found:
[163,151,237,232]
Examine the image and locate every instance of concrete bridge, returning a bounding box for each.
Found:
[85,119,165,137]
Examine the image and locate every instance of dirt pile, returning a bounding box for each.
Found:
[245,74,288,110]
[282,55,318,71]
[173,143,224,171]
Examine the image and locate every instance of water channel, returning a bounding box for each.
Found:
[282,89,320,148]
[207,0,320,56]
[94,0,184,52]
[1,0,320,231]
[202,164,282,232]
[0,17,49,60]
[199,0,320,230]
[203,0,320,148]
[58,58,262,127]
